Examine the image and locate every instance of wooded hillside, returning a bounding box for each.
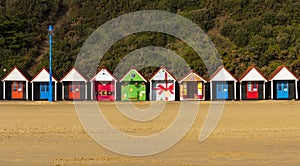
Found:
[0,0,299,79]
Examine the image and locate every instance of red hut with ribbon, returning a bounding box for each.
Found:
[149,66,176,101]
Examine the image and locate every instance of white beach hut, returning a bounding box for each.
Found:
[1,66,30,100]
[60,67,88,100]
[31,67,58,101]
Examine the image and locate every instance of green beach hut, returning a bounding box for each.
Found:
[119,67,147,101]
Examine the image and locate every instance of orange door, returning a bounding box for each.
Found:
[11,81,23,99]
[69,82,81,99]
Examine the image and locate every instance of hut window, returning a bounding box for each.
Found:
[253,82,258,91]
[283,81,288,91]
[18,82,23,91]
[183,82,187,95]
[217,83,221,91]
[70,83,74,92]
[198,82,203,95]
[253,82,257,89]
[248,82,252,92]
[13,82,17,91]
[277,83,282,91]
[41,83,48,92]
[41,84,44,92]
[45,84,49,92]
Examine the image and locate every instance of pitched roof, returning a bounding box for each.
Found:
[90,66,117,82]
[1,66,30,82]
[239,66,267,82]
[148,66,176,81]
[269,65,298,81]
[178,70,207,83]
[60,67,88,82]
[209,66,237,82]
[31,67,58,82]
[119,66,147,82]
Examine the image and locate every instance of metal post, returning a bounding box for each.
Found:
[48,25,53,102]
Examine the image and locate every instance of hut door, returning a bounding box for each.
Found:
[246,81,258,99]
[69,82,80,99]
[277,81,288,99]
[11,81,23,99]
[40,83,49,99]
[187,82,197,98]
[216,82,228,99]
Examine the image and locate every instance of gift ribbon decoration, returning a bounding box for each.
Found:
[154,72,174,100]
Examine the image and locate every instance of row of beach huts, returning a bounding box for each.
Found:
[1,65,299,101]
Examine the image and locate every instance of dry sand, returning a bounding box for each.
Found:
[0,100,299,166]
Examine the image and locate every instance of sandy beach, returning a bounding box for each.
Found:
[0,101,299,165]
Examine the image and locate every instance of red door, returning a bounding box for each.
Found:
[246,81,258,99]
[11,81,24,99]
[69,82,81,99]
[95,81,114,101]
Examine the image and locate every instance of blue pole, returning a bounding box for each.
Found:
[48,25,53,102]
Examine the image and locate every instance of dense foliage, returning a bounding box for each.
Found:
[0,0,299,79]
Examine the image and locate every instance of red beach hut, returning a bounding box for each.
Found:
[90,67,117,101]
[239,66,268,100]
[1,66,30,100]
[60,67,88,100]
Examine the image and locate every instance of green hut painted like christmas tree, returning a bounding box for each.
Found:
[120,67,147,101]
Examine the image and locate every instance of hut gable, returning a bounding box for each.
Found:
[210,66,237,82]
[2,66,29,82]
[149,66,175,81]
[178,70,207,83]
[120,67,147,82]
[239,66,267,82]
[90,67,116,82]
[31,68,58,82]
[60,67,87,82]
[269,66,298,81]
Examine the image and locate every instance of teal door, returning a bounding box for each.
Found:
[216,82,228,99]
[40,83,49,99]
[277,81,288,99]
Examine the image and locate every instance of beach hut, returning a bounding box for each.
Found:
[239,66,268,100]
[210,66,237,100]
[178,70,207,100]
[31,67,58,101]
[90,67,117,101]
[60,67,88,100]
[269,66,298,100]
[120,67,147,101]
[1,66,30,100]
[149,66,176,101]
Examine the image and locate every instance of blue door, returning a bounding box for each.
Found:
[216,82,228,99]
[277,81,288,99]
[40,83,49,99]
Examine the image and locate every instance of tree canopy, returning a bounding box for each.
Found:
[0,0,299,79]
